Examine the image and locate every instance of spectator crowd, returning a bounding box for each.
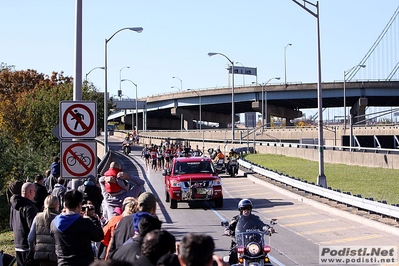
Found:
[7,156,228,266]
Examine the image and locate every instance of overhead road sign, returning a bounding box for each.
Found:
[60,101,97,139]
[228,66,257,76]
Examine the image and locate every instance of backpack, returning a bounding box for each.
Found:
[0,250,16,266]
[52,185,66,212]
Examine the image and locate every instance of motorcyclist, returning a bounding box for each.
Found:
[226,148,239,175]
[227,148,239,159]
[224,199,269,265]
[213,149,225,164]
[122,136,131,153]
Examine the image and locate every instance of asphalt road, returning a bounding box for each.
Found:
[108,138,399,266]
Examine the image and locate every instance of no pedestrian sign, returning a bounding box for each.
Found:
[60,101,97,139]
[61,141,97,178]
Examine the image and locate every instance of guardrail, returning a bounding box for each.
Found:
[238,159,399,220]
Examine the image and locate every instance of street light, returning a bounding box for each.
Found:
[236,61,245,86]
[171,86,181,92]
[208,52,235,143]
[292,0,326,188]
[188,89,204,153]
[85,66,105,81]
[119,66,130,99]
[259,77,280,130]
[284,44,292,87]
[104,27,143,153]
[343,64,366,129]
[121,79,138,132]
[172,76,183,91]
[188,89,202,130]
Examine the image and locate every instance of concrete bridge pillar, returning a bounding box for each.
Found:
[171,107,236,129]
[350,97,368,124]
[252,101,302,126]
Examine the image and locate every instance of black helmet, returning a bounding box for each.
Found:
[238,199,253,211]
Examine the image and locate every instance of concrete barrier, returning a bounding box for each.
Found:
[134,130,399,169]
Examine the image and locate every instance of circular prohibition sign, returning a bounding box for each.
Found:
[63,103,94,136]
[63,143,95,177]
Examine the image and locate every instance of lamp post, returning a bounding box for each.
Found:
[284,43,292,87]
[171,86,181,92]
[119,66,130,100]
[259,77,280,130]
[85,66,105,81]
[343,64,366,129]
[172,76,183,91]
[236,61,245,86]
[188,89,202,130]
[292,0,326,188]
[121,79,138,132]
[208,52,235,143]
[104,27,143,153]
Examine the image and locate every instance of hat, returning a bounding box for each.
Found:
[138,192,157,208]
[114,207,123,215]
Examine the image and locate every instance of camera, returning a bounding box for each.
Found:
[82,205,95,212]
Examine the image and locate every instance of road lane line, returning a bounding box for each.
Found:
[319,234,382,244]
[283,218,338,227]
[276,212,317,219]
[297,226,357,235]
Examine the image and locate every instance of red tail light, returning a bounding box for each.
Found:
[263,245,271,253]
[236,246,245,254]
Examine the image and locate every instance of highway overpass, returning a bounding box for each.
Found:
[109,80,399,130]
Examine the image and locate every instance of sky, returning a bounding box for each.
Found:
[1,1,398,119]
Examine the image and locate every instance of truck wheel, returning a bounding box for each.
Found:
[165,190,170,203]
[170,199,178,209]
[215,198,223,208]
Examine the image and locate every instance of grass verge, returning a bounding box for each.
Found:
[244,153,399,205]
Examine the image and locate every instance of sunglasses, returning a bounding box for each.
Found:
[241,207,252,210]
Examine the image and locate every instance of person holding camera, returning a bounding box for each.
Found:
[50,189,104,266]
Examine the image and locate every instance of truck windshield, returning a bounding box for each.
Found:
[174,161,214,174]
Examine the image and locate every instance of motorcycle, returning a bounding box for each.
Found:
[214,158,226,174]
[222,216,277,266]
[226,157,239,177]
[123,141,132,155]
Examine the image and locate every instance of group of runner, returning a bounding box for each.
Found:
[141,142,203,172]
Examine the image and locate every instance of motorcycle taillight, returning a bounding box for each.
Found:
[263,245,271,253]
[236,246,245,254]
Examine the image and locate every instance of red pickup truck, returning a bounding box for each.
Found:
[163,156,223,209]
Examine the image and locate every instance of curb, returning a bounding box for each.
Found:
[244,171,399,237]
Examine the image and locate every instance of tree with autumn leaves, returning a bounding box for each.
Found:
[0,66,105,191]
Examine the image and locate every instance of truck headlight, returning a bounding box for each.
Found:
[212,178,222,186]
[170,180,182,187]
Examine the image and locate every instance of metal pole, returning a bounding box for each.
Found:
[207,52,234,142]
[284,44,292,88]
[199,94,202,131]
[103,27,143,153]
[104,38,108,153]
[292,0,326,187]
[343,70,347,129]
[315,2,326,187]
[119,66,130,100]
[261,84,264,130]
[349,114,353,151]
[231,63,235,143]
[85,66,104,82]
[72,0,83,189]
[136,84,138,132]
